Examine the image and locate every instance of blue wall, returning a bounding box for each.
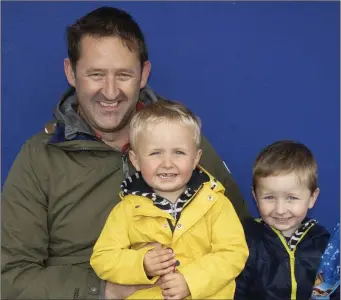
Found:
[2,1,340,231]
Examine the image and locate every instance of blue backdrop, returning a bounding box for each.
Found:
[2,1,340,231]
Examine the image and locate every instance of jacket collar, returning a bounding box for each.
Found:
[120,167,210,221]
[121,168,209,198]
[259,217,318,250]
[120,165,223,201]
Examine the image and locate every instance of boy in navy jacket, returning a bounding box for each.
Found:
[235,140,330,300]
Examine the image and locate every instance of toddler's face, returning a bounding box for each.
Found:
[129,121,202,202]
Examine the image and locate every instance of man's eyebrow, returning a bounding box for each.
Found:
[85,68,136,74]
[85,68,106,73]
[116,68,136,74]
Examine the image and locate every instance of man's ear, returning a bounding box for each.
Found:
[129,150,140,171]
[308,187,320,209]
[140,61,151,89]
[64,58,76,87]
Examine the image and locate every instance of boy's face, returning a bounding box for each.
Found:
[129,121,202,202]
[253,172,319,237]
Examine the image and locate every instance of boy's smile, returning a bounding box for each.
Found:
[129,121,202,203]
[253,172,319,237]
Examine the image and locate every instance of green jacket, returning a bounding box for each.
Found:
[1,85,249,299]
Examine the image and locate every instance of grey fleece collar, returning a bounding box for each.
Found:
[53,84,161,140]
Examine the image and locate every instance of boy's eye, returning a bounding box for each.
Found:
[263,196,274,200]
[288,196,298,200]
[150,152,160,156]
[175,151,185,155]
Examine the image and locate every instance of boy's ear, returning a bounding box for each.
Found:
[194,149,203,169]
[129,150,140,171]
[308,187,320,209]
[252,188,259,207]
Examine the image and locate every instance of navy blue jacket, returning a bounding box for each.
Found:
[235,218,330,300]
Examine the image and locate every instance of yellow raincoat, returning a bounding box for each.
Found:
[90,167,248,299]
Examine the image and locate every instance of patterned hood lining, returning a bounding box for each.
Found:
[121,167,215,198]
[120,167,218,221]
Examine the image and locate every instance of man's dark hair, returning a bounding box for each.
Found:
[66,6,148,70]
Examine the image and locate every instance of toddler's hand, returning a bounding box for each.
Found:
[160,272,190,299]
[143,246,176,277]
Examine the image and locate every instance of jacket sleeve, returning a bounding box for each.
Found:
[234,220,258,300]
[1,140,100,300]
[179,195,249,299]
[199,135,250,220]
[90,202,157,285]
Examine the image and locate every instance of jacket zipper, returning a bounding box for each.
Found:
[170,202,178,221]
[48,144,130,177]
[167,185,205,234]
[121,152,130,179]
[271,223,316,299]
[166,202,179,234]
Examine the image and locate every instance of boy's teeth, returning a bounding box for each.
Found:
[159,174,176,177]
[100,101,118,107]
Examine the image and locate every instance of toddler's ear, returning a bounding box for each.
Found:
[193,149,203,169]
[129,150,140,171]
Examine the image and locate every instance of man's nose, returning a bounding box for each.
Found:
[102,76,119,100]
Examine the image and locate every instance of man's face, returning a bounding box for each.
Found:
[253,172,319,237]
[65,35,150,134]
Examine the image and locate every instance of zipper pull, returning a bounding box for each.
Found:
[121,152,130,178]
[170,203,177,220]
[121,143,131,178]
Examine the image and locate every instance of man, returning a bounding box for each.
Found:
[1,6,249,299]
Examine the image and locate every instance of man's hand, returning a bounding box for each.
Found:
[160,272,190,300]
[104,242,165,299]
[104,280,161,299]
[104,281,141,299]
[143,246,176,277]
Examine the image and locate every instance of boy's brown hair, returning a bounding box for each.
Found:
[252,140,318,193]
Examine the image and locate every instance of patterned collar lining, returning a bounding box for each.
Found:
[264,218,317,250]
[120,168,217,221]
[286,219,317,250]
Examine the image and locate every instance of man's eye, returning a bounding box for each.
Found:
[117,73,132,80]
[90,73,104,78]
